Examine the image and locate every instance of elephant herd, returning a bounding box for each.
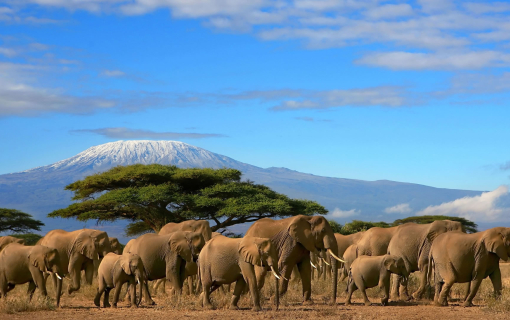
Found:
[0,216,509,311]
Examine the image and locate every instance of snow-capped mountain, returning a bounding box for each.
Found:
[0,140,484,241]
[24,140,256,174]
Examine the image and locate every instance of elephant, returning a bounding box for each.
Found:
[335,231,365,281]
[0,236,24,252]
[386,220,464,300]
[245,215,342,305]
[37,229,102,294]
[356,226,399,257]
[109,237,122,255]
[159,220,212,241]
[339,244,358,281]
[345,254,408,306]
[429,227,510,307]
[0,243,64,306]
[94,252,145,308]
[199,235,282,311]
[154,220,213,293]
[124,231,205,305]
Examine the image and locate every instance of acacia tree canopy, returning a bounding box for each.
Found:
[0,208,44,234]
[48,164,328,235]
[392,215,478,233]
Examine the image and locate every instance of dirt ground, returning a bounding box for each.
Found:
[3,264,510,320]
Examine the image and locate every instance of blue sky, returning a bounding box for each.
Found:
[1,0,510,193]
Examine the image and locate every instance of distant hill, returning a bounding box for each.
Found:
[0,140,483,241]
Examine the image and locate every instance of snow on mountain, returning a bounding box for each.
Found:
[24,140,255,174]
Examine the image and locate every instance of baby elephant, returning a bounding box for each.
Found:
[0,243,63,306]
[199,235,283,311]
[346,255,408,306]
[94,252,145,308]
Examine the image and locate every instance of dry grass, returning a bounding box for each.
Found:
[1,264,510,317]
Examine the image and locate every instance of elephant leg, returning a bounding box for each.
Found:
[399,275,411,301]
[437,279,454,306]
[390,273,400,300]
[27,281,37,301]
[359,283,371,306]
[254,266,267,291]
[94,276,105,307]
[104,288,111,308]
[413,269,428,300]
[31,270,47,298]
[489,267,502,297]
[112,283,124,308]
[298,258,313,304]
[230,279,246,310]
[380,276,390,306]
[142,280,156,305]
[202,281,214,310]
[67,264,82,295]
[84,260,94,285]
[463,278,483,307]
[153,279,163,294]
[241,263,261,312]
[345,280,356,305]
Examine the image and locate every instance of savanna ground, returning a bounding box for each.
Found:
[3,264,510,320]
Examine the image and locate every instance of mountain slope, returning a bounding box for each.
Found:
[0,140,482,239]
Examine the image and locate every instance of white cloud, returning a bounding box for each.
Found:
[356,51,510,70]
[364,4,414,20]
[329,208,360,218]
[71,127,227,139]
[101,69,126,77]
[385,203,412,214]
[417,185,510,221]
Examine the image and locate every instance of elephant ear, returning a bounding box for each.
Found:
[120,255,132,275]
[28,247,47,273]
[486,230,509,262]
[72,233,99,261]
[239,237,268,266]
[288,216,316,253]
[383,256,395,271]
[169,232,192,262]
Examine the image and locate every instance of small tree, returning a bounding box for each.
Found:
[327,220,343,234]
[11,233,43,245]
[49,164,327,235]
[0,208,44,234]
[392,215,478,233]
[340,220,391,235]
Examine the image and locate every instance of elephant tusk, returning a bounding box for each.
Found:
[327,249,346,263]
[320,257,331,266]
[270,266,281,280]
[56,273,62,280]
[137,279,140,285]
[310,261,317,269]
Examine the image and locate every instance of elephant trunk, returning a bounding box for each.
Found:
[275,271,280,310]
[324,235,339,305]
[136,269,143,306]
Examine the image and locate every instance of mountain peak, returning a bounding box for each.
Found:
[23,140,254,174]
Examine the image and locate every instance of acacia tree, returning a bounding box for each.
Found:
[0,208,44,234]
[49,164,327,235]
[392,215,478,233]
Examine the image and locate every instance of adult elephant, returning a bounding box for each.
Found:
[38,229,107,294]
[387,220,464,300]
[124,231,205,305]
[356,226,399,257]
[159,220,212,241]
[334,231,365,281]
[245,215,342,305]
[199,235,282,311]
[430,227,510,307]
[0,236,24,252]
[0,243,64,306]
[154,220,212,294]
